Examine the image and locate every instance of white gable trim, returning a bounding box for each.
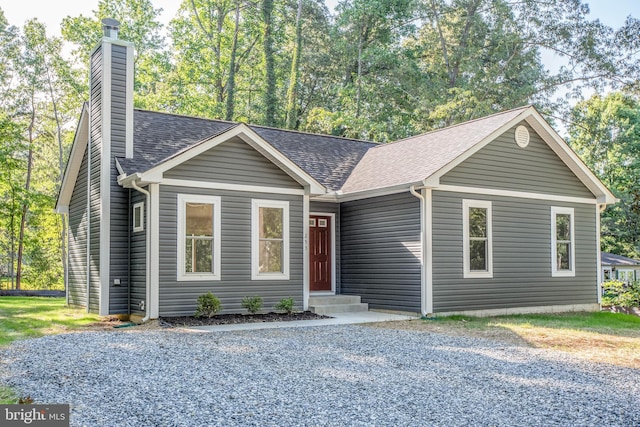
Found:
[139,124,326,195]
[55,104,90,213]
[422,107,616,205]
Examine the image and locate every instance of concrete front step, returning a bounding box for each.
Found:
[310,303,369,315]
[308,295,361,306]
[309,295,368,315]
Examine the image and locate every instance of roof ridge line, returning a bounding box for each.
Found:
[372,105,532,149]
[134,108,377,146]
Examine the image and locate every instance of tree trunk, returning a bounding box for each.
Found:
[46,67,68,292]
[225,1,241,121]
[262,0,276,126]
[355,21,363,119]
[285,0,303,129]
[16,91,36,290]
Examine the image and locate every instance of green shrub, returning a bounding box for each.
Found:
[241,296,263,314]
[275,297,295,314]
[602,280,640,308]
[195,292,222,318]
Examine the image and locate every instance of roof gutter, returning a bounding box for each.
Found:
[410,185,432,317]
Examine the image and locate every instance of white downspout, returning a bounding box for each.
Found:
[410,185,429,317]
[130,180,151,323]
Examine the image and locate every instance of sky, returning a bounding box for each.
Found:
[2,0,639,37]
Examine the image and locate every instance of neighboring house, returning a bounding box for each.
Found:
[55,21,616,320]
[601,252,640,284]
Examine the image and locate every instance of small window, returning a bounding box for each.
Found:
[551,207,575,277]
[318,218,327,228]
[252,199,289,280]
[618,269,635,285]
[463,200,493,278]
[309,218,316,227]
[177,194,221,281]
[133,202,144,232]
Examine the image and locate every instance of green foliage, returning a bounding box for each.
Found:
[568,92,640,258]
[195,292,222,318]
[602,281,640,308]
[241,295,263,314]
[0,297,100,347]
[274,297,295,314]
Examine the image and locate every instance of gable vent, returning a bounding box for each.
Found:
[515,125,530,148]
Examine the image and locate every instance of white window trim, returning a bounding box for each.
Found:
[133,202,144,232]
[176,194,221,281]
[551,206,575,277]
[251,199,290,280]
[463,199,493,278]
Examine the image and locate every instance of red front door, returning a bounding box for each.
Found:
[310,215,332,292]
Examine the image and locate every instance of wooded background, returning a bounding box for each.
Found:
[1,0,638,289]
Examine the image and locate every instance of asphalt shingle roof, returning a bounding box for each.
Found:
[341,106,530,193]
[118,110,375,191]
[601,252,640,266]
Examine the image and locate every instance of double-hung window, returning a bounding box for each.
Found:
[463,200,493,278]
[551,207,575,277]
[177,194,221,281]
[251,199,289,280]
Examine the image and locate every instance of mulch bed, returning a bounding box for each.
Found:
[160,311,331,327]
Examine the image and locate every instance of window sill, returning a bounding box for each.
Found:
[177,274,221,282]
[463,271,493,279]
[552,271,575,278]
[251,273,290,281]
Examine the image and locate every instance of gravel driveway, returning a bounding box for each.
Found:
[1,325,639,426]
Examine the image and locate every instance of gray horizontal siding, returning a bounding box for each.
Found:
[165,137,301,189]
[108,44,129,314]
[309,201,341,292]
[158,185,304,316]
[130,190,146,315]
[67,145,89,309]
[441,122,595,199]
[88,45,102,314]
[432,190,598,312]
[340,192,421,312]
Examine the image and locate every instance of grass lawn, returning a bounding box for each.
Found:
[0,297,102,403]
[0,297,101,348]
[373,311,640,369]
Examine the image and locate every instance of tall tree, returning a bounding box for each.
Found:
[568,92,640,258]
[284,0,303,129]
[262,0,277,126]
[61,0,167,108]
[170,0,260,120]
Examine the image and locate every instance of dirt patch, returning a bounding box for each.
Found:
[161,311,330,327]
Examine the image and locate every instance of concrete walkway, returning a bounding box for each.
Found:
[182,311,417,332]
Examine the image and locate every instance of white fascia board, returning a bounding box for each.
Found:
[234,126,326,195]
[55,104,90,213]
[330,182,422,203]
[524,112,617,205]
[140,123,327,195]
[421,107,616,205]
[114,157,125,176]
